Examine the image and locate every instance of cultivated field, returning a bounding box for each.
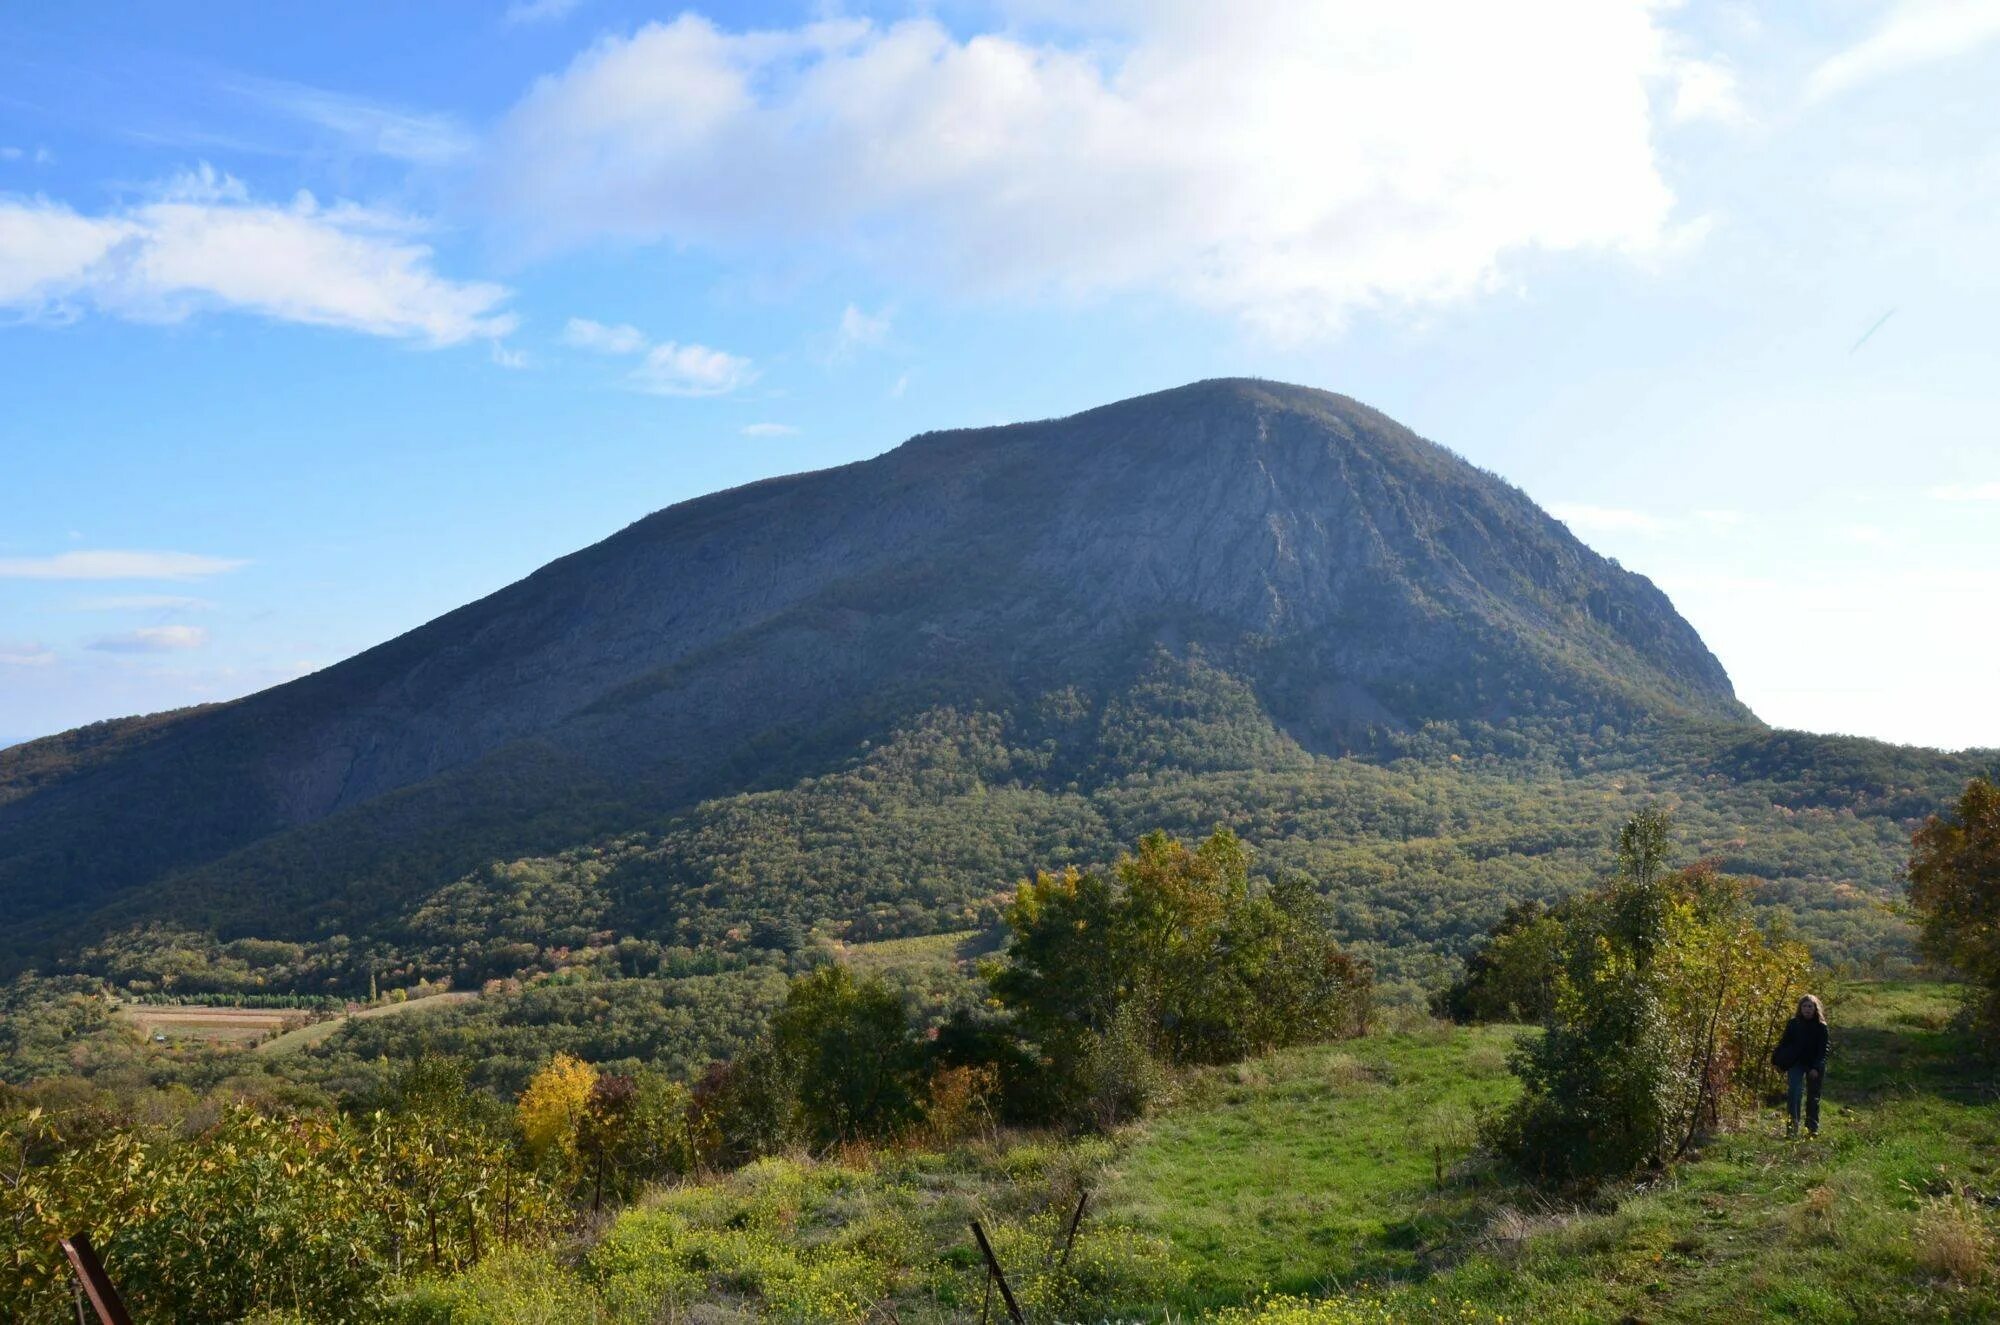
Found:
[118,1004,301,1043]
[116,991,479,1051]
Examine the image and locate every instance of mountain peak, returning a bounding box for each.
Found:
[1,382,1747,954]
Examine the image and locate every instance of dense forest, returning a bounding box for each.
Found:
[18,674,1984,1006]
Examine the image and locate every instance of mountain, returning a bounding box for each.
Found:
[0,380,1973,982]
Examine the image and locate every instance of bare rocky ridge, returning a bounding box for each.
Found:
[0,379,1747,949]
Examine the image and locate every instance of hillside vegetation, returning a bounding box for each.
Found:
[378,982,1997,1322]
[30,698,1983,1015]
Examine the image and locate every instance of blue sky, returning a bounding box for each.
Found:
[3,0,1997,751]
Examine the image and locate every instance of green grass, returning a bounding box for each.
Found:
[1174,982,2000,1324]
[1103,1023,1525,1303]
[383,983,2000,1322]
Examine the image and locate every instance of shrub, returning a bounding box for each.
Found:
[1490,812,1811,1184]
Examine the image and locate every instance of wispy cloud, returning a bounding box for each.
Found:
[223,76,474,164]
[505,0,584,25]
[0,643,57,668]
[87,625,210,653]
[563,318,648,355]
[1807,0,2000,101]
[740,422,799,437]
[562,316,755,395]
[631,342,756,396]
[0,166,514,345]
[0,550,247,580]
[829,303,891,362]
[69,594,219,611]
[1929,481,2000,502]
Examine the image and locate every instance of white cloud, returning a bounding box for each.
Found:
[0,167,514,345]
[87,625,210,654]
[489,4,1699,337]
[0,146,19,161]
[70,594,218,611]
[562,316,754,395]
[631,341,756,396]
[740,421,798,437]
[563,317,649,354]
[831,303,891,360]
[1929,480,2000,501]
[0,550,247,580]
[490,342,530,370]
[1807,0,2000,101]
[0,643,57,668]
[1668,58,1747,126]
[507,0,584,24]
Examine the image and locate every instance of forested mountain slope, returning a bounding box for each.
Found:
[0,379,1978,979]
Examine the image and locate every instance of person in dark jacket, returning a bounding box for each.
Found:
[1773,994,1830,1137]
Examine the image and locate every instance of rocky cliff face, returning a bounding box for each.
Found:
[0,379,1748,946]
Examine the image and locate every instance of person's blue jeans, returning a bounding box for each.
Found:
[1787,1063,1823,1135]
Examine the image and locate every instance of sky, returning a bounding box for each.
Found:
[2,0,1997,752]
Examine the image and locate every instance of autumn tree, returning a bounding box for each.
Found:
[1908,777,2000,1045]
[516,1052,598,1167]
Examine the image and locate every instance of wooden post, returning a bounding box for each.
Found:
[1059,1188,1088,1269]
[59,1232,133,1325]
[969,1220,1026,1325]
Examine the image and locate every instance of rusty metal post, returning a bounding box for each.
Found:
[59,1232,133,1325]
[969,1219,1026,1324]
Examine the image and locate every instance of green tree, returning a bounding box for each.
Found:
[767,965,924,1145]
[1908,777,2000,1045]
[991,829,1369,1123]
[1492,814,1811,1185]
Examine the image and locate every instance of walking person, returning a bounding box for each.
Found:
[1771,994,1830,1138]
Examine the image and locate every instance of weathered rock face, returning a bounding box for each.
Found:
[0,379,1747,942]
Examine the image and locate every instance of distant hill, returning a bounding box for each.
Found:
[0,380,1981,983]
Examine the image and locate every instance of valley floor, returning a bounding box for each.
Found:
[391,982,1999,1323]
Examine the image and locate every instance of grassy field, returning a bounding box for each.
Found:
[1103,1021,1527,1304]
[1174,982,2000,1323]
[385,982,1999,1322]
[255,990,479,1055]
[118,1003,301,1043]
